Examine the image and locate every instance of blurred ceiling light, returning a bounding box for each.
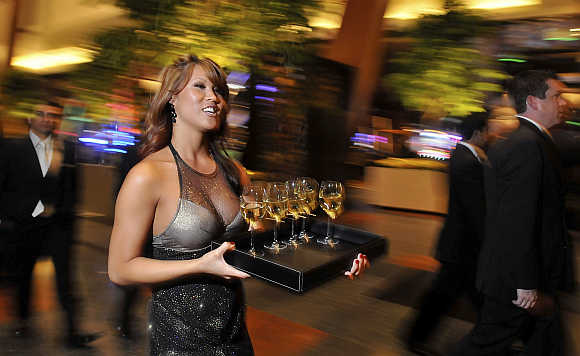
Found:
[309,18,341,29]
[570,28,580,32]
[11,47,93,71]
[385,0,541,19]
[469,0,541,9]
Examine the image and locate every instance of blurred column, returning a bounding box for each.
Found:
[0,0,19,73]
[321,0,389,135]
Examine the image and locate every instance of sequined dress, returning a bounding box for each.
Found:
[149,143,253,356]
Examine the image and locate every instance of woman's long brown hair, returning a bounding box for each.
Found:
[140,54,241,195]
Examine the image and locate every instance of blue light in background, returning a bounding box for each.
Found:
[104,148,128,153]
[254,96,275,102]
[79,137,108,145]
[255,84,278,93]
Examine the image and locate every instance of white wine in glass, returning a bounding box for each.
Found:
[241,202,264,226]
[287,198,304,219]
[320,193,344,219]
[264,182,288,251]
[240,184,266,256]
[265,200,287,224]
[317,181,345,245]
[298,177,319,242]
[305,189,318,212]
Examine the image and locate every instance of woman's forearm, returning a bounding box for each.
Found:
[109,256,203,286]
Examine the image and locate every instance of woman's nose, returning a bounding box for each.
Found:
[205,88,217,101]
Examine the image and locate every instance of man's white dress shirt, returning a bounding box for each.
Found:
[29,131,53,217]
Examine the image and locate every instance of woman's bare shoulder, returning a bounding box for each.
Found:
[125,147,173,188]
[231,159,250,186]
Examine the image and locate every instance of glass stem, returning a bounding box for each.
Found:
[249,228,255,251]
[301,217,306,232]
[291,218,295,237]
[326,216,331,241]
[273,221,279,244]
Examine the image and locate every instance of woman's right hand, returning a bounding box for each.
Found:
[197,242,251,280]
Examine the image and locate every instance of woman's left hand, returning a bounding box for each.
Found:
[345,253,370,280]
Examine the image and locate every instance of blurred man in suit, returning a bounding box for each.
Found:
[406,112,488,355]
[452,70,574,356]
[0,98,101,348]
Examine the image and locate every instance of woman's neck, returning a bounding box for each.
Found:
[170,129,212,164]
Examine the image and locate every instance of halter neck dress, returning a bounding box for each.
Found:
[149,143,252,356]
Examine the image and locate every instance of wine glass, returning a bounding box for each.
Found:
[286,179,305,246]
[297,177,319,242]
[317,181,345,245]
[264,182,288,251]
[240,184,266,257]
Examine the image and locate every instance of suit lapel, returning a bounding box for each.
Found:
[25,137,44,179]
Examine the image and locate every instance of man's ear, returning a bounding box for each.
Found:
[526,95,539,111]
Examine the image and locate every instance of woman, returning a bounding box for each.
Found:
[108,54,368,355]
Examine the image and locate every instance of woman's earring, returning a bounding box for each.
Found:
[167,103,177,123]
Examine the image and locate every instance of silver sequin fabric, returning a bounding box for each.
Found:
[149,144,252,356]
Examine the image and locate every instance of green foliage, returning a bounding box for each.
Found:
[385,0,508,118]
[2,0,320,121]
[78,0,321,118]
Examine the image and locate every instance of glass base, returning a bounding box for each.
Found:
[298,231,315,243]
[264,241,287,251]
[247,248,264,257]
[287,235,304,247]
[316,237,340,246]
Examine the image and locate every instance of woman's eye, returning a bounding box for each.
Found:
[194,83,206,89]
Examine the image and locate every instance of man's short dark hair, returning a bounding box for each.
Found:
[45,100,63,110]
[459,110,488,140]
[508,70,558,114]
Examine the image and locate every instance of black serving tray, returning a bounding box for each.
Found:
[211,220,388,293]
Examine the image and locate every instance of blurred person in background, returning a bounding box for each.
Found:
[107,54,368,355]
[0,97,102,348]
[405,112,489,356]
[110,142,141,339]
[451,70,574,356]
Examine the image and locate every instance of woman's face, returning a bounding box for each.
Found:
[171,65,227,133]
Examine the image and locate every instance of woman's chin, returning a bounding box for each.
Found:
[203,123,221,133]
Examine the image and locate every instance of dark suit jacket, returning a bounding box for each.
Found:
[477,119,574,302]
[436,144,486,266]
[0,135,77,230]
[551,125,580,167]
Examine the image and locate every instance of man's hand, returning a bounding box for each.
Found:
[512,289,538,309]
